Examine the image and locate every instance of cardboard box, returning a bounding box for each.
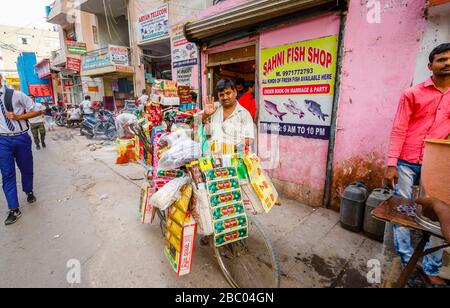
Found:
[177,85,190,96]
[139,182,156,224]
[164,214,197,276]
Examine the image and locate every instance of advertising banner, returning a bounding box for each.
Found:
[66,57,81,72]
[67,41,87,54]
[138,4,169,43]
[109,45,129,65]
[259,36,338,140]
[170,23,197,68]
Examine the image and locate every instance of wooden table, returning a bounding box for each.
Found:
[372,195,449,288]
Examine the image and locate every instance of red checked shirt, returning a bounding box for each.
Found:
[387,77,450,166]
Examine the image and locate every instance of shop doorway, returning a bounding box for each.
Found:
[206,44,257,99]
[206,43,259,151]
[140,38,172,93]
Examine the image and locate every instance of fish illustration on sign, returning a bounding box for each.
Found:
[264,100,287,121]
[283,99,305,119]
[304,99,329,121]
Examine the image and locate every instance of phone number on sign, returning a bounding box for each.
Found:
[282,68,313,76]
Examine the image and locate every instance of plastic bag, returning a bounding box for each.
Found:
[158,138,202,170]
[191,184,214,235]
[158,129,192,148]
[150,176,191,210]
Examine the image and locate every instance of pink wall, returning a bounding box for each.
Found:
[330,0,427,209]
[196,0,251,19]
[259,13,341,206]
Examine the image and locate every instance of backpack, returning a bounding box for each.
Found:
[3,88,14,112]
[3,88,29,131]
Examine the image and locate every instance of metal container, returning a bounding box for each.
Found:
[415,204,443,237]
[363,188,393,241]
[340,182,369,232]
[422,139,450,204]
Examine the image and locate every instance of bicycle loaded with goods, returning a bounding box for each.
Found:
[129,81,281,288]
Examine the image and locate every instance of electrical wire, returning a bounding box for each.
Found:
[141,53,171,59]
[102,0,128,46]
[103,0,114,42]
[107,0,120,25]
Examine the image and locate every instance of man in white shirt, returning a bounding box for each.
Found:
[116,111,138,139]
[202,79,254,151]
[138,89,149,106]
[0,76,44,225]
[67,105,82,127]
[28,95,47,150]
[81,95,93,116]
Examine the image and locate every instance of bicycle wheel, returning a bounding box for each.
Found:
[214,213,280,288]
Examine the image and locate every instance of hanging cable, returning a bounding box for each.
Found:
[103,0,114,42]
[141,53,171,59]
[107,0,120,25]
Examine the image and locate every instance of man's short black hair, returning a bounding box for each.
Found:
[85,95,91,100]
[190,91,198,102]
[245,80,255,89]
[429,43,450,63]
[216,79,236,93]
[235,78,245,86]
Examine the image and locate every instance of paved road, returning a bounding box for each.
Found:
[0,127,387,288]
[0,128,228,288]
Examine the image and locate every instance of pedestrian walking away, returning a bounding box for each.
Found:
[28,95,47,149]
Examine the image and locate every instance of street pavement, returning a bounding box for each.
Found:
[0,127,388,288]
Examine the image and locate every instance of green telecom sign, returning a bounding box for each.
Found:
[67,41,87,55]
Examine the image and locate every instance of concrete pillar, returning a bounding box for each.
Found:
[127,0,146,96]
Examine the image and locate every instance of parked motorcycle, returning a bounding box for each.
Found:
[80,109,117,140]
[55,107,68,127]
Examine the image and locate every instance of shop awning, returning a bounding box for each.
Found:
[80,65,134,78]
[184,0,345,45]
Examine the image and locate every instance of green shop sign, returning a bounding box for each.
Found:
[67,41,87,54]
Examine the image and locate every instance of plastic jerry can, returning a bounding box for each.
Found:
[340,182,369,232]
[363,188,393,242]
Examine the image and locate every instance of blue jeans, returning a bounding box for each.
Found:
[393,160,443,276]
[0,133,34,210]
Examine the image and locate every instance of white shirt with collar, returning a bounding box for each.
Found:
[209,100,255,146]
[81,100,93,114]
[0,86,36,133]
[69,108,82,120]
[28,103,46,124]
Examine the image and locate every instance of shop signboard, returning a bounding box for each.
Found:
[28,84,52,97]
[81,48,111,71]
[66,57,81,72]
[259,35,338,140]
[108,45,129,65]
[138,4,169,43]
[35,59,51,78]
[174,67,193,86]
[170,23,197,68]
[114,64,133,73]
[67,41,87,54]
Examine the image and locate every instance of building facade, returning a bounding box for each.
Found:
[0,24,59,89]
[45,0,450,209]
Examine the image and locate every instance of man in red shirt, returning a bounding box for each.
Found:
[385,43,450,285]
[238,80,257,121]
